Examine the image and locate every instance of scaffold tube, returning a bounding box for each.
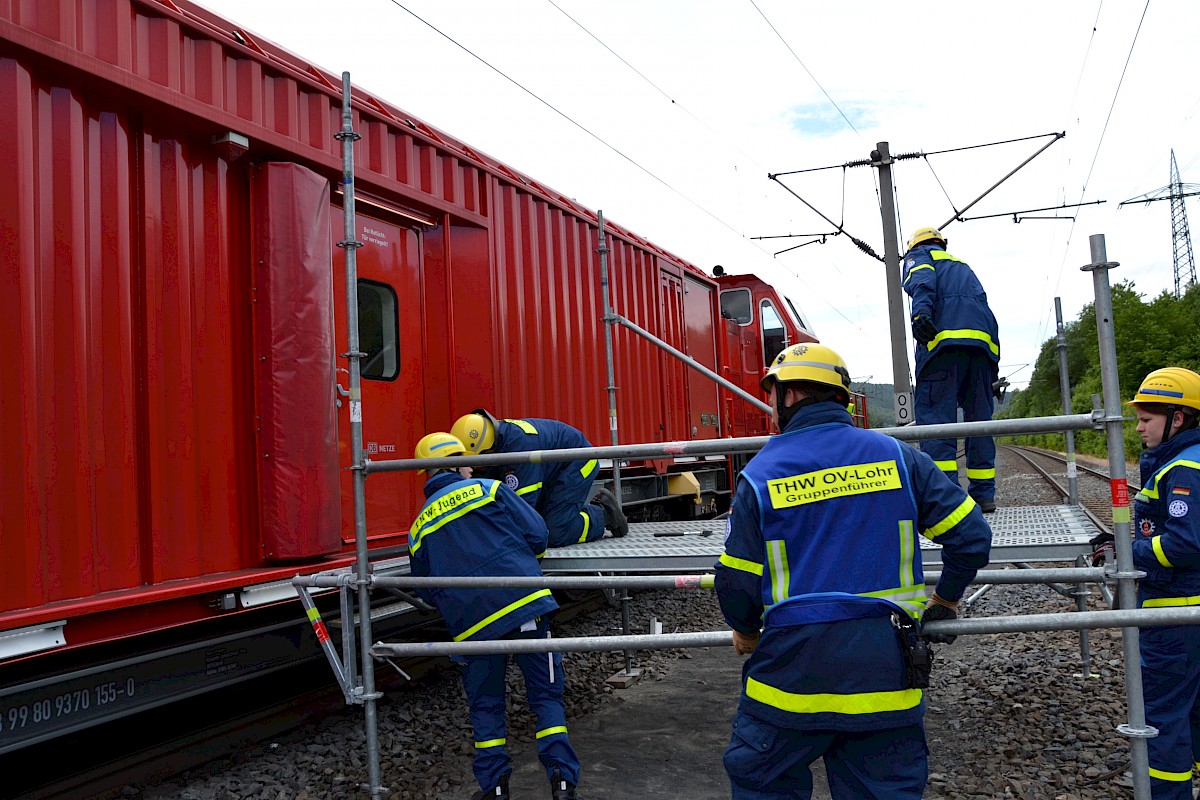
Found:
[370,606,1200,658]
[295,568,1105,591]
[364,413,1099,474]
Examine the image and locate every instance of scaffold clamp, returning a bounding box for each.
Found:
[1117,723,1158,739]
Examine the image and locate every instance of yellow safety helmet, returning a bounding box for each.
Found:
[1126,367,1200,412]
[413,432,467,473]
[761,343,852,401]
[906,226,946,251]
[450,408,499,455]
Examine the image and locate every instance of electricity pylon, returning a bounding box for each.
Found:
[1120,150,1200,297]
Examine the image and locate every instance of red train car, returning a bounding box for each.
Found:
[0,0,852,751]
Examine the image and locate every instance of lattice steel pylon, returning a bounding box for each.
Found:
[1120,150,1200,297]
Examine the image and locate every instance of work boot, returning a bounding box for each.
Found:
[591,488,628,538]
[471,773,510,800]
[550,770,577,800]
[978,499,997,513]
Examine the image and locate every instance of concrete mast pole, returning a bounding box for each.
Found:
[873,142,914,425]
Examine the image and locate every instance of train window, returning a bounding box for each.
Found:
[720,288,752,324]
[357,280,399,381]
[760,299,786,366]
[784,296,811,333]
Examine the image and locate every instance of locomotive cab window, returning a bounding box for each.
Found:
[720,288,752,324]
[760,299,786,366]
[358,279,399,380]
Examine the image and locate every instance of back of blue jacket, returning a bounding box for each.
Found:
[488,418,597,510]
[714,404,991,731]
[409,471,558,641]
[902,244,1000,377]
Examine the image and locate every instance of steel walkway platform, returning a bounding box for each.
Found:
[540,505,1102,574]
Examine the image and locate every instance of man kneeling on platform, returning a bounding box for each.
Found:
[714,343,992,799]
[409,432,581,800]
[452,409,628,546]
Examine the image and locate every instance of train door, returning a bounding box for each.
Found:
[332,212,425,542]
[682,276,719,439]
[658,270,688,441]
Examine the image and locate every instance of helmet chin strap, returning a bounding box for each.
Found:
[775,384,823,430]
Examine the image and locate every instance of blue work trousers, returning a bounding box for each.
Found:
[542,464,605,548]
[914,347,996,503]
[724,710,928,799]
[1141,624,1200,799]
[459,619,580,791]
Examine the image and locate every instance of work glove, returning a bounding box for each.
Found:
[921,592,959,644]
[1090,531,1116,567]
[911,314,938,345]
[992,376,1010,402]
[731,629,760,656]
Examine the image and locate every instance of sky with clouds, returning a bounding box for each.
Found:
[196,0,1200,403]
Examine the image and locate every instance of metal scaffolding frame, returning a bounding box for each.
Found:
[302,80,1166,799]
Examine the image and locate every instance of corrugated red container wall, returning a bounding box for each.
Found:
[0,0,783,636]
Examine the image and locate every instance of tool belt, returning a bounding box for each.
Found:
[892,612,933,689]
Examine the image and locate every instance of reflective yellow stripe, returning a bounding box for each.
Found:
[411,482,500,554]
[1148,766,1192,781]
[966,467,995,480]
[535,549,546,560]
[580,459,597,478]
[1152,536,1174,568]
[903,264,935,284]
[475,738,506,749]
[927,328,1000,356]
[455,590,553,641]
[746,676,922,715]
[516,481,543,496]
[536,725,568,739]
[576,511,590,544]
[506,418,539,434]
[1143,594,1200,608]
[767,540,790,605]
[1139,459,1200,499]
[859,584,927,619]
[719,552,764,576]
[924,496,977,540]
[934,460,958,473]
[898,520,915,589]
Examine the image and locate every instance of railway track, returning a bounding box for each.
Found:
[1001,444,1139,534]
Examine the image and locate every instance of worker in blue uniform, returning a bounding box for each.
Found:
[715,343,992,799]
[408,432,581,800]
[1127,368,1200,799]
[902,226,1002,512]
[451,409,628,547]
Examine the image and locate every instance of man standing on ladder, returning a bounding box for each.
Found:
[451,409,628,547]
[902,226,1002,512]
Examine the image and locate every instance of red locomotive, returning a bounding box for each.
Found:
[0,0,862,752]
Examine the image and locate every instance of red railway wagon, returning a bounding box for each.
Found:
[0,0,855,752]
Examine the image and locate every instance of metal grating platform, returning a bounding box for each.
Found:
[540,505,1103,574]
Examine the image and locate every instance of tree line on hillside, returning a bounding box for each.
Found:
[999,280,1200,460]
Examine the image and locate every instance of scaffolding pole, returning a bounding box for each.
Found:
[334,72,385,799]
[365,412,1100,475]
[1084,234,1153,800]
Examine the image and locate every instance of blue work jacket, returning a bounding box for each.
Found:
[487,418,598,511]
[714,403,991,731]
[902,244,1000,378]
[408,471,558,641]
[1133,429,1200,607]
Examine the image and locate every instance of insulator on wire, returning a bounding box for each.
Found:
[850,237,883,261]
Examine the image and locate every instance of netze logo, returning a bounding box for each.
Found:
[367,442,396,454]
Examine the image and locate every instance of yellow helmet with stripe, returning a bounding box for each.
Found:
[1126,367,1200,412]
[450,408,499,454]
[906,226,946,251]
[761,343,852,402]
[413,432,466,473]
